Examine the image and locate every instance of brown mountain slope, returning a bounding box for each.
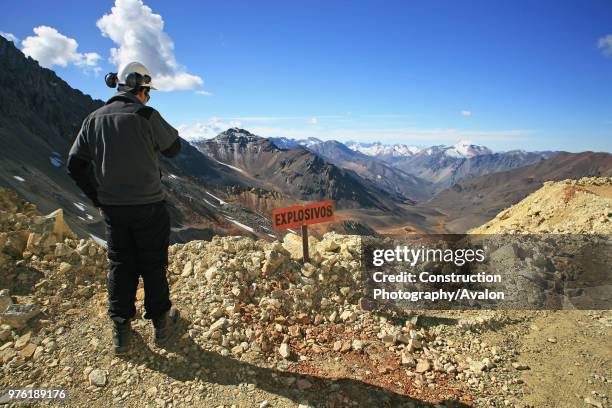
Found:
[427,152,612,233]
[193,128,400,211]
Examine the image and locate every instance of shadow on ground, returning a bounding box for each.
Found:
[120,316,470,408]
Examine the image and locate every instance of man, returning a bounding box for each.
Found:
[67,62,181,354]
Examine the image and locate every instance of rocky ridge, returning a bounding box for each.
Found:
[471,177,612,234]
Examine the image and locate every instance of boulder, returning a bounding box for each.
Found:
[43,209,74,241]
[415,359,431,373]
[262,247,288,274]
[54,243,74,257]
[282,233,319,260]
[1,231,28,257]
[1,303,40,329]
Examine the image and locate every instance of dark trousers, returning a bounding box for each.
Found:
[101,200,172,324]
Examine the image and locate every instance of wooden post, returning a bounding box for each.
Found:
[301,224,309,263]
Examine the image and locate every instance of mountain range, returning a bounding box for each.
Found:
[269,137,560,190]
[193,129,397,209]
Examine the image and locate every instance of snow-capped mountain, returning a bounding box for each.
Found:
[348,140,492,159]
[443,140,493,158]
[271,138,492,160]
[269,136,324,149]
[345,141,421,158]
[264,136,559,190]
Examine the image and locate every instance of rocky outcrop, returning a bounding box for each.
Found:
[0,36,103,148]
[470,177,612,234]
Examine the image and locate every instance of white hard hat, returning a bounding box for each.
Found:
[118,61,157,90]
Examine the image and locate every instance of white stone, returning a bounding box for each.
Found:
[279,343,291,359]
[58,262,72,273]
[181,261,193,277]
[209,317,226,332]
[205,267,218,282]
[88,369,107,387]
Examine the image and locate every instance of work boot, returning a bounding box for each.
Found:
[152,308,179,346]
[112,319,132,355]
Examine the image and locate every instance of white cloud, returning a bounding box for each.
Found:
[0,31,19,43]
[231,116,304,122]
[97,0,203,91]
[224,115,346,123]
[195,90,213,96]
[461,110,472,117]
[177,117,241,140]
[598,34,612,56]
[21,26,101,73]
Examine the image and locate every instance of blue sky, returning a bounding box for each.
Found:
[1,0,611,152]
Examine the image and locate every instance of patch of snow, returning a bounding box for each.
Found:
[202,198,217,208]
[205,191,227,205]
[214,159,245,174]
[224,217,255,233]
[301,137,323,147]
[73,202,86,212]
[86,214,94,220]
[346,141,419,157]
[49,156,63,167]
[13,176,25,182]
[445,140,492,158]
[168,174,178,179]
[89,234,107,247]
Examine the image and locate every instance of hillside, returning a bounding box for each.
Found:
[470,177,612,234]
[428,152,612,232]
[391,149,558,190]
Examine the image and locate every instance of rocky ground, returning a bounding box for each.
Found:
[470,177,612,234]
[0,181,611,407]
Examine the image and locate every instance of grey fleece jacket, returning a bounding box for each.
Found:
[68,91,180,206]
